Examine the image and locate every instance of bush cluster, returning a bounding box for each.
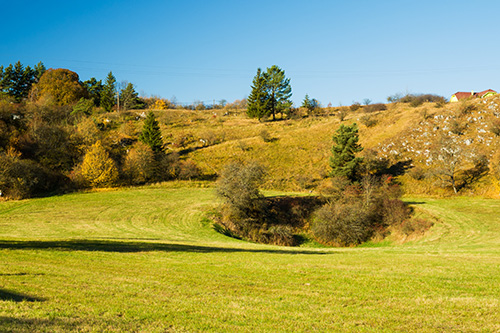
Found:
[363,103,387,113]
[215,161,322,246]
[312,176,410,246]
[389,93,446,107]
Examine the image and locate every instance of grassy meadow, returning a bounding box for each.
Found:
[1,185,500,332]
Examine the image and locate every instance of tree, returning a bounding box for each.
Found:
[246,68,269,120]
[430,134,488,194]
[329,123,364,181]
[71,98,94,117]
[123,142,156,184]
[101,71,116,112]
[79,141,119,187]
[83,77,103,106]
[120,82,140,110]
[263,65,292,120]
[9,61,35,102]
[34,62,46,81]
[216,161,266,220]
[0,65,7,97]
[139,111,163,153]
[0,61,43,101]
[31,68,86,105]
[302,94,320,113]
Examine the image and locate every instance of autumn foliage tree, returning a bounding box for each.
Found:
[79,141,118,187]
[31,68,86,106]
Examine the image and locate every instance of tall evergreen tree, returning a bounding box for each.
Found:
[0,61,42,101]
[0,66,5,96]
[139,111,163,153]
[83,78,104,106]
[34,62,46,81]
[246,68,269,121]
[101,71,116,112]
[263,65,292,120]
[1,64,14,98]
[120,82,140,110]
[329,123,364,181]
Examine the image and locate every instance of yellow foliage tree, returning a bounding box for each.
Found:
[123,142,156,184]
[151,99,167,110]
[80,141,118,187]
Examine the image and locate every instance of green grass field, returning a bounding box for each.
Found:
[1,186,500,332]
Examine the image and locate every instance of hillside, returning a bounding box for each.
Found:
[2,95,499,199]
[164,96,500,195]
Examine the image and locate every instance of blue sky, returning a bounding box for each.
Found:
[2,0,500,106]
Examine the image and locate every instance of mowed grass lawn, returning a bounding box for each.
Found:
[1,187,500,332]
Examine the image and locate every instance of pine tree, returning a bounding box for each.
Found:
[246,68,269,120]
[34,62,46,81]
[264,65,292,120]
[120,82,139,110]
[83,77,103,106]
[302,94,311,109]
[329,123,364,181]
[1,64,14,99]
[139,111,163,153]
[101,71,116,112]
[0,66,5,96]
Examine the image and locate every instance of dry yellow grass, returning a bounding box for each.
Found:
[138,98,500,194]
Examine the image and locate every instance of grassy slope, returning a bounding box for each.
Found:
[1,187,500,332]
[167,97,500,194]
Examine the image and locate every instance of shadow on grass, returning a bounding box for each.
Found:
[405,201,427,205]
[0,239,331,255]
[0,289,44,302]
[0,316,80,331]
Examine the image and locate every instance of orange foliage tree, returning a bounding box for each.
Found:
[31,68,86,106]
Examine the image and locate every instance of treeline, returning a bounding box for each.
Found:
[0,61,46,102]
[0,61,213,199]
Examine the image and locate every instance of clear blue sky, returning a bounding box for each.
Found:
[2,0,500,106]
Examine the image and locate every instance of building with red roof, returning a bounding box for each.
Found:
[450,89,497,102]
